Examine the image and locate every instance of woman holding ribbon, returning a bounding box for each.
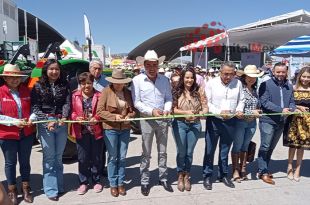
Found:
[232,65,263,182]
[96,68,135,197]
[284,66,310,182]
[31,59,71,201]
[171,67,208,192]
[70,72,104,195]
[0,64,34,204]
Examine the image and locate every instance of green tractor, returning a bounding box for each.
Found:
[0,42,136,160]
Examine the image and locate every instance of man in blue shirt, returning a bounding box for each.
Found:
[258,62,296,185]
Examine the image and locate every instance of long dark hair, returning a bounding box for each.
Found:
[172,67,200,108]
[39,59,67,86]
[295,66,310,89]
[240,75,258,90]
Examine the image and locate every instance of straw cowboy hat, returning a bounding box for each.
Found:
[105,68,132,84]
[158,68,165,73]
[0,64,28,77]
[136,50,165,65]
[237,65,264,77]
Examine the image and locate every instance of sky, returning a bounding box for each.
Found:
[15,0,310,54]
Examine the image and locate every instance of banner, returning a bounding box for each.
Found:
[82,44,105,62]
[28,38,38,63]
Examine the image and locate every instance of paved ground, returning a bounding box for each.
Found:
[1,120,310,205]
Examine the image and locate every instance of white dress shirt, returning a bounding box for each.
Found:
[205,76,245,115]
[131,73,172,116]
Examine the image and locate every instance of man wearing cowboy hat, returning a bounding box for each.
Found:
[132,50,173,195]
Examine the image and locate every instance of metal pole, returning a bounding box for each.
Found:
[190,50,193,64]
[35,17,39,42]
[205,47,208,69]
[24,10,27,43]
[88,39,92,61]
[227,34,230,61]
[180,51,183,65]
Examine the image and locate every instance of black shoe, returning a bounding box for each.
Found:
[141,184,150,196]
[218,176,235,188]
[159,181,174,192]
[203,177,212,190]
[48,196,59,201]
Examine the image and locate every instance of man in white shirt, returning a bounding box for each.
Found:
[132,50,173,196]
[202,62,244,190]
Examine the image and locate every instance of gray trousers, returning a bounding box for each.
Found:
[140,119,168,185]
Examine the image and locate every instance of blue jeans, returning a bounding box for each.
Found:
[203,117,236,178]
[104,129,130,187]
[257,121,284,174]
[232,120,257,153]
[38,124,68,198]
[76,133,103,185]
[172,120,201,173]
[0,133,34,185]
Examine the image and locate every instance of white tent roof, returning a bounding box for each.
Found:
[60,40,83,59]
[180,10,310,51]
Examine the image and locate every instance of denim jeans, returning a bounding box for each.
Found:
[232,119,257,153]
[203,117,236,178]
[257,121,284,174]
[38,124,68,198]
[104,129,130,187]
[172,120,201,173]
[0,133,34,185]
[76,133,104,185]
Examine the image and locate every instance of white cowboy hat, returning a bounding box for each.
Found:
[201,68,207,73]
[0,64,28,77]
[136,50,165,65]
[208,68,215,73]
[165,68,170,72]
[158,68,165,73]
[105,68,132,84]
[239,65,264,78]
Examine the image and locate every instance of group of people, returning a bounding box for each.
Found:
[0,49,309,204]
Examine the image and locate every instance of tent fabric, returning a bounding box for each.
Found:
[179,32,228,51]
[270,35,310,57]
[180,9,310,51]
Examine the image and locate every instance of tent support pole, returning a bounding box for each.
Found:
[205,47,208,69]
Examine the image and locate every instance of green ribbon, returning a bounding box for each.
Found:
[1,112,309,125]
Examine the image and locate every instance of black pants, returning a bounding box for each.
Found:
[76,133,104,184]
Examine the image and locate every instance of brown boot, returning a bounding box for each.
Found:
[231,153,241,183]
[110,187,119,197]
[118,185,126,196]
[184,172,191,191]
[22,182,33,203]
[240,152,248,180]
[8,185,18,205]
[177,172,185,192]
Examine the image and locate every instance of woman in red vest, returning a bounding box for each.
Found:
[0,64,34,205]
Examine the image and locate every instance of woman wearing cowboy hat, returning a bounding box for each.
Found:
[232,65,263,182]
[96,68,135,197]
[0,64,34,204]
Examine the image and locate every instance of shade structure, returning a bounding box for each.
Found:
[270,35,310,57]
[180,10,310,52]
